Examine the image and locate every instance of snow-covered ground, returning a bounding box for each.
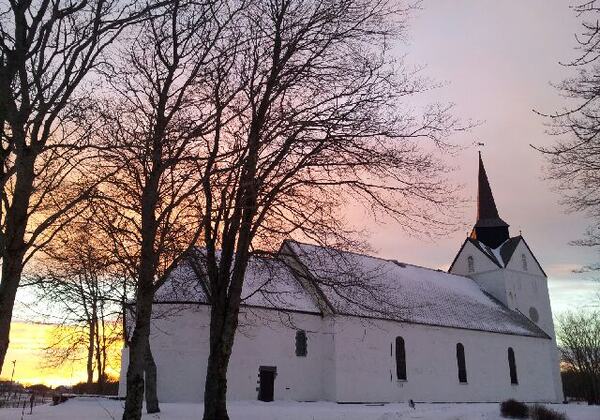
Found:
[0,398,598,420]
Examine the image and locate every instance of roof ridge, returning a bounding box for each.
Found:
[284,239,392,263]
[286,239,467,279]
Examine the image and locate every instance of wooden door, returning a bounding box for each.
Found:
[258,366,276,402]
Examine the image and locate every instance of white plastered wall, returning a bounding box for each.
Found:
[331,316,561,403]
[118,303,563,403]
[448,238,563,403]
[119,304,334,402]
[502,240,563,402]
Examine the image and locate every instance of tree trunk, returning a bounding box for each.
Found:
[122,173,160,420]
[122,299,129,347]
[0,153,35,374]
[203,132,258,420]
[87,316,96,385]
[202,304,240,420]
[95,314,104,393]
[100,307,108,392]
[121,271,155,419]
[0,259,21,375]
[144,337,160,414]
[121,296,152,420]
[592,374,600,405]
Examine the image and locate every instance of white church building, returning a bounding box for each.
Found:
[119,155,564,404]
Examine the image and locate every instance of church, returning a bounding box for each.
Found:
[118,155,564,403]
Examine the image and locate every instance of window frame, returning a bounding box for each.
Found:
[456,343,467,384]
[467,256,475,273]
[295,330,307,357]
[508,347,518,385]
[395,336,407,381]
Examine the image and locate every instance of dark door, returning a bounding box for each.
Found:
[258,366,276,402]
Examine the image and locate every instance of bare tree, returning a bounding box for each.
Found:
[94,1,240,417]
[0,0,162,375]
[556,311,600,404]
[28,214,123,392]
[536,1,600,271]
[197,1,460,419]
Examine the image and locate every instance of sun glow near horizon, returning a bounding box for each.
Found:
[0,322,122,388]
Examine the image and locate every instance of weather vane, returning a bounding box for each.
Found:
[474,141,485,155]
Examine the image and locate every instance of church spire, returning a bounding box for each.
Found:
[470,152,510,248]
[476,152,501,222]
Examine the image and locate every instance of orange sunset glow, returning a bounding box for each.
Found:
[0,322,121,387]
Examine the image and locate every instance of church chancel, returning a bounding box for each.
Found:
[119,156,564,403]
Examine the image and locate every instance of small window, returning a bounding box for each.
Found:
[529,307,539,323]
[467,256,475,273]
[395,337,406,380]
[295,330,307,357]
[521,254,528,271]
[508,347,518,384]
[456,343,467,383]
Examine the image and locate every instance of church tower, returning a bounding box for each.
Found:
[449,154,555,337]
[449,153,563,401]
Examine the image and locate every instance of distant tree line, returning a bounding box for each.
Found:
[557,311,600,405]
[27,215,124,394]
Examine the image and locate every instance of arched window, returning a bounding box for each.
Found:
[295,330,307,357]
[521,254,528,271]
[456,343,467,383]
[395,337,406,380]
[467,256,475,273]
[508,347,518,384]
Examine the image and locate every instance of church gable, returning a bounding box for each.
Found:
[448,238,502,276]
[279,241,336,315]
[503,237,546,277]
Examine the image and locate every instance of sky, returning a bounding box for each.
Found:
[356,0,600,315]
[2,322,120,387]
[5,0,600,386]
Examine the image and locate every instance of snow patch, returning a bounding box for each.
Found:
[3,398,599,420]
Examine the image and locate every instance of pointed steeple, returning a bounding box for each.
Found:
[470,152,510,248]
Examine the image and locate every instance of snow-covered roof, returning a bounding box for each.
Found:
[154,259,209,302]
[154,249,321,314]
[235,255,321,313]
[285,241,548,338]
[155,242,548,339]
